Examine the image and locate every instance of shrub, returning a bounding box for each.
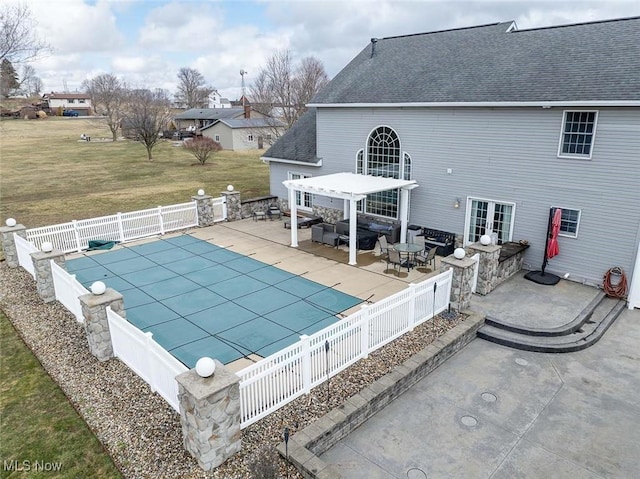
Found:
[183,136,222,165]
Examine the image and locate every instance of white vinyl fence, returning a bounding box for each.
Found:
[237,268,453,428]
[106,307,189,412]
[25,201,204,253]
[14,233,38,279]
[51,261,90,323]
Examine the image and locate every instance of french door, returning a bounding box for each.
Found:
[465,198,515,245]
[289,173,312,211]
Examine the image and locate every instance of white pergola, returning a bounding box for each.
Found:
[283,172,419,265]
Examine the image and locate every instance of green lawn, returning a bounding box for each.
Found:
[0,117,270,227]
[0,312,123,479]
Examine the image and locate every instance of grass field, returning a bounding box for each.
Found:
[0,117,270,227]
[0,312,123,479]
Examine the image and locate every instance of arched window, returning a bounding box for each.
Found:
[356,149,364,212]
[403,152,412,180]
[366,126,401,218]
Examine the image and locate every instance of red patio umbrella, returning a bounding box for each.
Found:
[546,208,562,259]
[525,207,562,285]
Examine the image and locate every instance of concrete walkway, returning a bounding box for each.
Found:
[320,284,640,478]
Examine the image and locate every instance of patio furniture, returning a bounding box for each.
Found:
[378,235,390,257]
[415,246,438,270]
[266,204,281,220]
[420,228,456,256]
[386,248,410,275]
[284,215,323,229]
[393,242,423,268]
[311,223,340,246]
[336,217,401,244]
[253,211,267,221]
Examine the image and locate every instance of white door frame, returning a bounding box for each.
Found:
[463,197,516,246]
[628,238,640,309]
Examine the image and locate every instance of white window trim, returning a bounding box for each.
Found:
[288,171,313,212]
[554,206,581,238]
[214,134,220,142]
[557,110,598,160]
[247,134,254,142]
[463,196,517,246]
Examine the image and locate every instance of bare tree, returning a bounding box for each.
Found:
[82,73,127,141]
[293,56,329,118]
[123,88,172,161]
[0,3,50,64]
[18,64,41,96]
[183,136,222,165]
[175,67,214,109]
[250,50,329,130]
[0,58,19,97]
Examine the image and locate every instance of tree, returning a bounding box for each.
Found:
[0,3,50,64]
[123,88,172,161]
[0,58,19,97]
[175,67,214,109]
[19,64,41,96]
[82,74,127,141]
[183,136,222,165]
[249,50,329,131]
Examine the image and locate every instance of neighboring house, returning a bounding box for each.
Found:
[42,92,92,115]
[174,106,283,150]
[209,91,232,109]
[262,17,640,305]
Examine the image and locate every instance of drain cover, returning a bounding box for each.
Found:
[515,358,528,366]
[481,392,497,402]
[407,467,427,479]
[460,415,478,427]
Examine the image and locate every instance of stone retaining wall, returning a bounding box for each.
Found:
[277,313,485,479]
[240,196,279,219]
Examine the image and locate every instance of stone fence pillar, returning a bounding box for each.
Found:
[176,360,242,471]
[221,190,242,221]
[0,223,27,268]
[191,194,216,227]
[30,249,66,303]
[79,288,125,362]
[467,243,501,295]
[441,254,477,311]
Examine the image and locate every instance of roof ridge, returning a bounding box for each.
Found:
[514,15,640,33]
[379,21,506,41]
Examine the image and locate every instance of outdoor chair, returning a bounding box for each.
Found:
[266,204,281,220]
[386,248,410,275]
[311,223,339,246]
[378,234,390,258]
[415,246,438,270]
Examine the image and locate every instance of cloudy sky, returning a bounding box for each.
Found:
[21,0,640,100]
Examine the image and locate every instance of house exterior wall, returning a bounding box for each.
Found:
[48,98,92,114]
[201,124,234,150]
[271,106,640,286]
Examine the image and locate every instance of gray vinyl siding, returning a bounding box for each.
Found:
[311,107,639,286]
[201,124,233,150]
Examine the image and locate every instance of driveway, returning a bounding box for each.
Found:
[320,306,640,478]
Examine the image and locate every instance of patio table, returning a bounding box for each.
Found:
[393,243,423,268]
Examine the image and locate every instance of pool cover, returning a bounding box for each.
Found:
[66,235,361,367]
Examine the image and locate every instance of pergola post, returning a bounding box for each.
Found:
[288,187,298,247]
[399,187,410,243]
[348,198,358,265]
[343,199,350,219]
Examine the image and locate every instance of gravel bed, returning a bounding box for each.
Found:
[0,261,464,478]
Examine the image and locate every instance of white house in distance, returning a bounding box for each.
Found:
[42,92,92,116]
[263,17,640,308]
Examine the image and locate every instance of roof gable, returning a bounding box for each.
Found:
[174,108,245,120]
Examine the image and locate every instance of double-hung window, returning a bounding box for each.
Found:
[553,207,581,238]
[558,111,598,159]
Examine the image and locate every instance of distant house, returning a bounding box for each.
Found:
[173,106,284,150]
[263,17,640,306]
[42,92,92,116]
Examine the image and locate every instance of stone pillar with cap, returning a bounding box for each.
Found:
[441,250,476,311]
[191,190,216,227]
[176,358,242,471]
[30,245,66,303]
[0,220,27,268]
[79,286,125,361]
[467,242,501,295]
[221,186,241,221]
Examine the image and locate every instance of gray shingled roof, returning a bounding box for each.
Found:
[173,108,244,120]
[219,118,285,129]
[312,17,640,104]
[263,108,318,164]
